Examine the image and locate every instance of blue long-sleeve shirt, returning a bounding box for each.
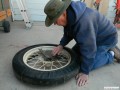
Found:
[59,1,118,74]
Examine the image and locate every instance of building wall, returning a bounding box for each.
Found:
[10,0,49,21]
[106,0,116,22]
[10,0,116,22]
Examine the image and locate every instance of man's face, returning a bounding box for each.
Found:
[54,11,67,26]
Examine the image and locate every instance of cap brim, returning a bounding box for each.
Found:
[45,0,71,27]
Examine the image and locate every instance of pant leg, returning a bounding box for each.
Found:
[91,46,114,70]
[72,44,115,71]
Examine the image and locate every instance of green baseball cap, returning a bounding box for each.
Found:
[44,0,71,27]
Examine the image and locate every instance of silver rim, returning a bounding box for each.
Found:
[23,46,71,71]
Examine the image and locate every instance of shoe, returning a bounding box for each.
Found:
[110,46,120,63]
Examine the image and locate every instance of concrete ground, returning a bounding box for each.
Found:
[0,21,120,90]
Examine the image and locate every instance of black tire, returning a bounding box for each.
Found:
[3,21,10,33]
[12,44,79,86]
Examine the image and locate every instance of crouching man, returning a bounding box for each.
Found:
[44,0,120,87]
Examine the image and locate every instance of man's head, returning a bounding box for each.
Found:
[54,11,67,26]
[44,0,71,27]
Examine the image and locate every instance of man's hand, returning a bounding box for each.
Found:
[76,73,88,87]
[52,45,63,56]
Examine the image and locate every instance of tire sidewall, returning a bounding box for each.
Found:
[12,44,79,85]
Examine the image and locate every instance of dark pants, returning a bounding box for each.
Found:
[72,44,115,71]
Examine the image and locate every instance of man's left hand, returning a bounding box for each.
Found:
[76,73,88,87]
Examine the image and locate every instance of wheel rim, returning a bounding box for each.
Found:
[23,46,71,71]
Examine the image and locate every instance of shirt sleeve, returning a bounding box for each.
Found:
[76,20,97,75]
[59,29,73,47]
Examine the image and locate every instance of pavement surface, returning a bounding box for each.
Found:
[0,21,120,90]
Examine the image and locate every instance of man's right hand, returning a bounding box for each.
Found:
[52,45,63,56]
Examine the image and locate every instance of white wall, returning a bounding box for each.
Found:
[11,0,84,21]
[106,0,116,22]
[24,0,49,21]
[11,0,116,22]
[11,0,49,21]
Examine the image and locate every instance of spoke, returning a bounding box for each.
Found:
[28,56,38,61]
[61,56,66,60]
[32,52,38,56]
[58,60,68,63]
[33,59,41,68]
[52,65,58,69]
[27,59,37,64]
[44,66,46,70]
[27,58,33,62]
[51,61,53,70]
[56,60,63,67]
[52,61,59,69]
[50,61,58,70]
[27,62,35,65]
[28,56,35,60]
[38,62,46,69]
